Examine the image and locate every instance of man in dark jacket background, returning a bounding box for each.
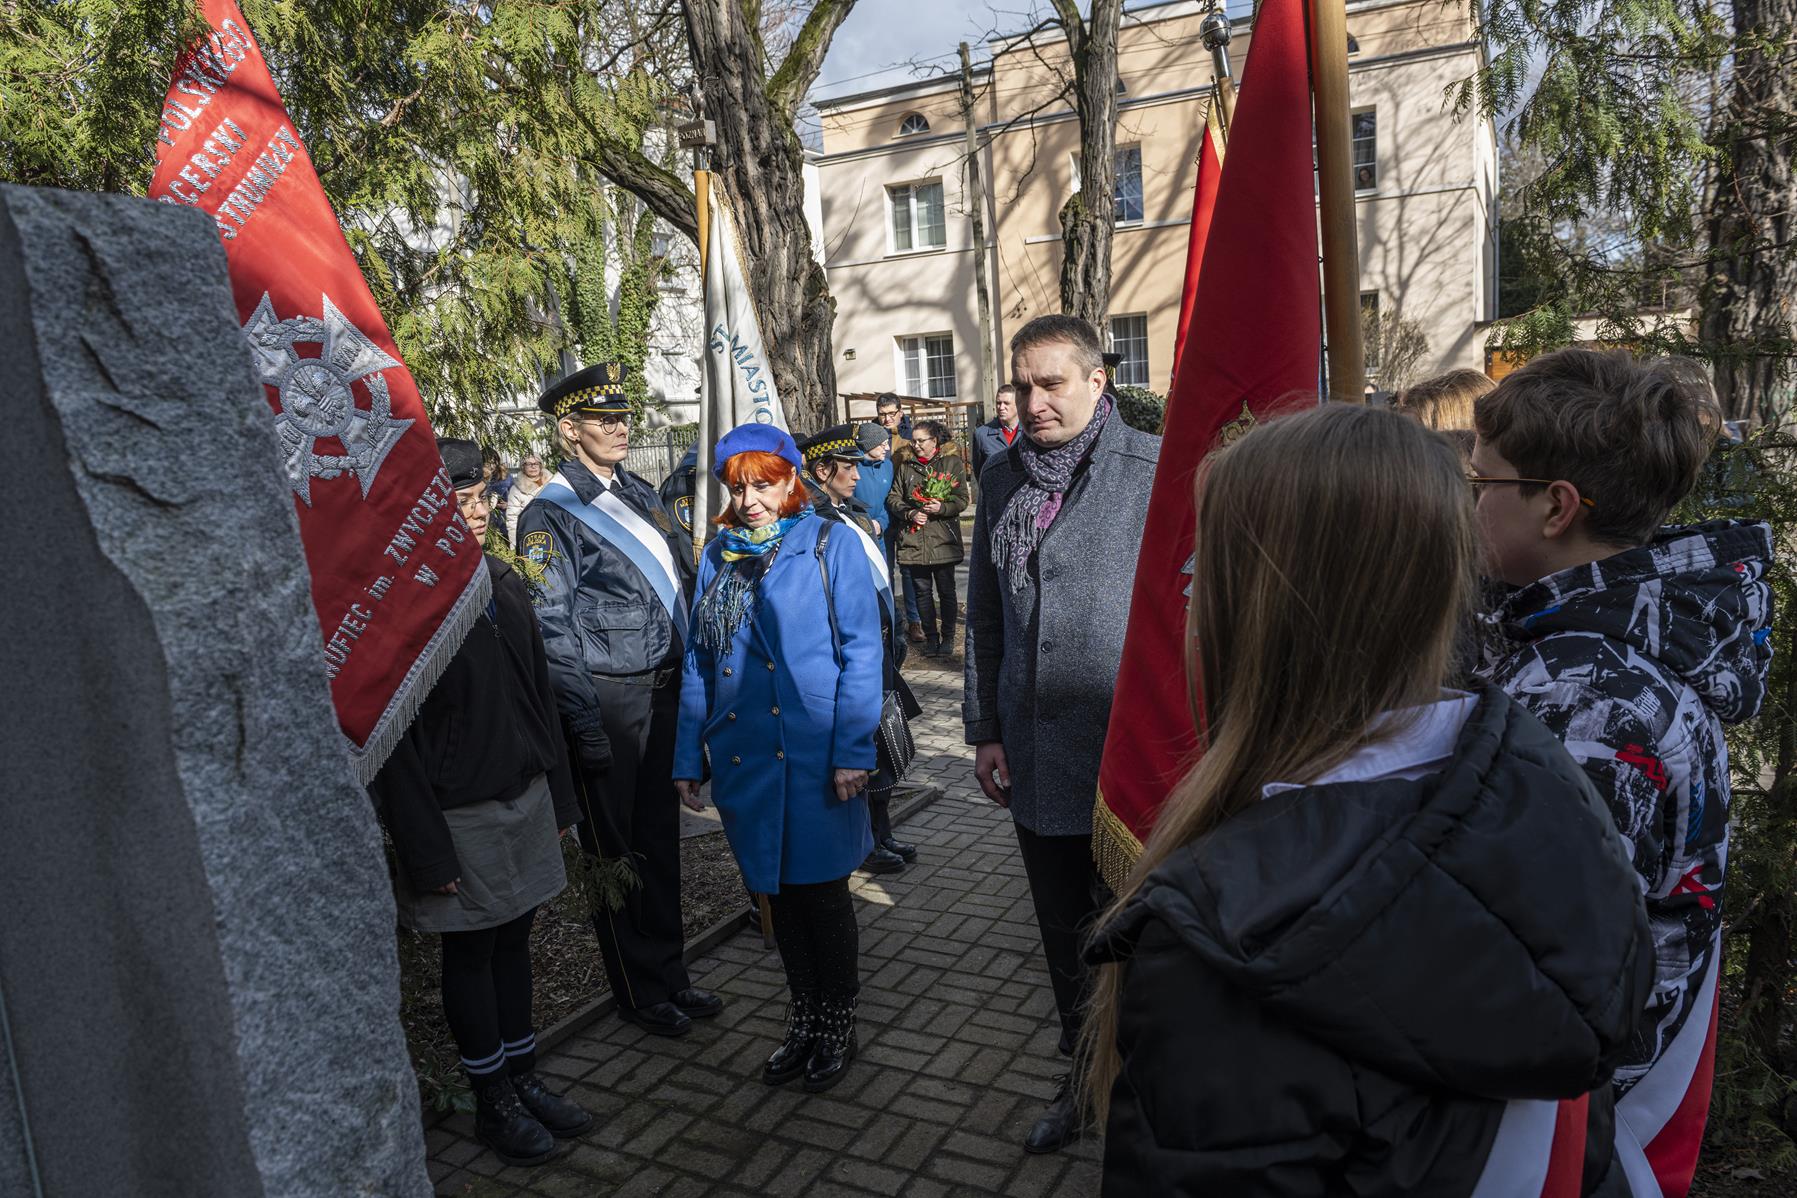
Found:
[517,363,722,1038]
[372,438,591,1167]
[970,384,1021,475]
[964,315,1160,1153]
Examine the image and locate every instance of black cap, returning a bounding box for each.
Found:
[538,362,632,419]
[1101,350,1123,370]
[798,423,868,466]
[436,438,484,490]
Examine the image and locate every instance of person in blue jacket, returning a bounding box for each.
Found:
[672,423,884,1094]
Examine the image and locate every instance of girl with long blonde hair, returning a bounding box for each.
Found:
[1082,405,1651,1195]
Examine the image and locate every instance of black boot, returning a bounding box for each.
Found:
[510,1070,593,1138]
[803,997,858,1093]
[763,995,818,1086]
[1022,1074,1083,1154]
[870,794,916,863]
[472,1073,557,1166]
[861,845,907,874]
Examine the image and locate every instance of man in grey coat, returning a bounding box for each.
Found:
[963,315,1159,1154]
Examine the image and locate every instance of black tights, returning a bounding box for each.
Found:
[767,878,859,1004]
[908,563,958,648]
[441,906,538,1079]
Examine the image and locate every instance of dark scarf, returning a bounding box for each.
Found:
[693,509,812,656]
[990,392,1114,590]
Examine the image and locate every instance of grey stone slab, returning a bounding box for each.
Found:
[0,185,427,1195]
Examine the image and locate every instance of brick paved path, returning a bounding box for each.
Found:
[427,665,1103,1197]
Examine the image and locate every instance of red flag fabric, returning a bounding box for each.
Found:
[150,0,488,782]
[1167,102,1226,389]
[1093,0,1321,887]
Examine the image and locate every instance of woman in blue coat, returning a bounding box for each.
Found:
[673,424,885,1093]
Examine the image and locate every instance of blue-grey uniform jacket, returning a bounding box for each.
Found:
[674,513,882,892]
[516,459,695,746]
[963,414,1160,836]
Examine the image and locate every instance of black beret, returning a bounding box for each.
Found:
[436,438,484,490]
[538,362,632,419]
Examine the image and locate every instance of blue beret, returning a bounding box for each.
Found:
[712,423,804,479]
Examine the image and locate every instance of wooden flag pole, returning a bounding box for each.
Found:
[694,169,711,282]
[1308,0,1365,401]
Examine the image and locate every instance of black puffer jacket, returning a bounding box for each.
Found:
[1090,687,1653,1197]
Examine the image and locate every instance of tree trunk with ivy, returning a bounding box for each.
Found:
[1051,0,1122,331]
[1698,0,1797,429]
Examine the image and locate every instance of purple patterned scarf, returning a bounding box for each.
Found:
[990,392,1114,591]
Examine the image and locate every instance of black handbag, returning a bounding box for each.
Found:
[816,522,916,783]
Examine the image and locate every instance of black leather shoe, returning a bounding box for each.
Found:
[1023,1075,1082,1154]
[510,1071,593,1138]
[472,1075,557,1166]
[860,846,907,875]
[879,836,918,863]
[763,997,818,1086]
[617,1001,692,1037]
[674,988,724,1019]
[803,997,858,1093]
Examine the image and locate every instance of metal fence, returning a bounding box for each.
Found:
[624,426,698,486]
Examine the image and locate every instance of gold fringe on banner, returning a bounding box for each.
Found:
[1091,789,1146,894]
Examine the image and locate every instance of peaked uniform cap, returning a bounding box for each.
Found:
[539,361,632,418]
[435,438,485,490]
[799,423,868,465]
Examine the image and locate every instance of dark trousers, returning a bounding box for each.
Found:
[767,878,860,1005]
[909,563,958,648]
[441,907,538,1079]
[1013,821,1112,1056]
[571,674,690,1010]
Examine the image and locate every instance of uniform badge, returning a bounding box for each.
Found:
[522,530,555,566]
[652,507,673,533]
[242,292,414,507]
[674,495,694,533]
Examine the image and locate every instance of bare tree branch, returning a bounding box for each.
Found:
[767,0,857,114]
[592,137,700,243]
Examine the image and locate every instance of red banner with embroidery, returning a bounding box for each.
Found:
[1092,0,1320,888]
[150,0,487,782]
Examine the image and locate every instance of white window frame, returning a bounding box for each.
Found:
[896,333,957,399]
[886,180,947,255]
[898,112,930,136]
[1070,144,1145,226]
[1352,108,1377,193]
[1109,314,1150,388]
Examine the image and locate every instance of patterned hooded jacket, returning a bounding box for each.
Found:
[1480,520,1774,1098]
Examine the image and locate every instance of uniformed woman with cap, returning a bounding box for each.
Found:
[672,423,885,1093]
[516,363,722,1037]
[798,424,920,876]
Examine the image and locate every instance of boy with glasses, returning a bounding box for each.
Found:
[1471,348,1774,1195]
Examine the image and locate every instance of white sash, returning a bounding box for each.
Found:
[539,472,687,635]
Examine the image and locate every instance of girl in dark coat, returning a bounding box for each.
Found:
[1083,406,1654,1197]
[887,419,970,657]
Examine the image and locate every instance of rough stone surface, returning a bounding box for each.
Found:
[0,186,429,1196]
[426,663,1103,1197]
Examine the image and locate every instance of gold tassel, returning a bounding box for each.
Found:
[1091,790,1145,894]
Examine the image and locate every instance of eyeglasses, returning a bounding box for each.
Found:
[1466,475,1596,508]
[579,413,628,430]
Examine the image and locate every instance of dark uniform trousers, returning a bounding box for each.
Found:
[570,671,691,1011]
[1013,822,1112,1058]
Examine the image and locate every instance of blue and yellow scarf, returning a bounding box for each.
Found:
[696,510,812,655]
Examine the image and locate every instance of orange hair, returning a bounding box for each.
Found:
[714,450,806,527]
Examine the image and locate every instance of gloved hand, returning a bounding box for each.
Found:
[573,722,612,774]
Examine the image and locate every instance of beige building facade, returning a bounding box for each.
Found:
[813,0,1498,408]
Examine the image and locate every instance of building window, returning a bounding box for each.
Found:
[1361,291,1381,372]
[888,181,946,253]
[898,112,930,136]
[1347,31,1360,54]
[649,232,670,258]
[1115,144,1144,223]
[1071,145,1145,224]
[898,334,956,398]
[1352,110,1377,191]
[1110,314,1149,387]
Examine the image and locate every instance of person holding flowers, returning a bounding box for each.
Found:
[672,424,885,1094]
[887,419,970,658]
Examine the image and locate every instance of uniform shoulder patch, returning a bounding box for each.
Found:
[521,529,556,566]
[674,495,694,533]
